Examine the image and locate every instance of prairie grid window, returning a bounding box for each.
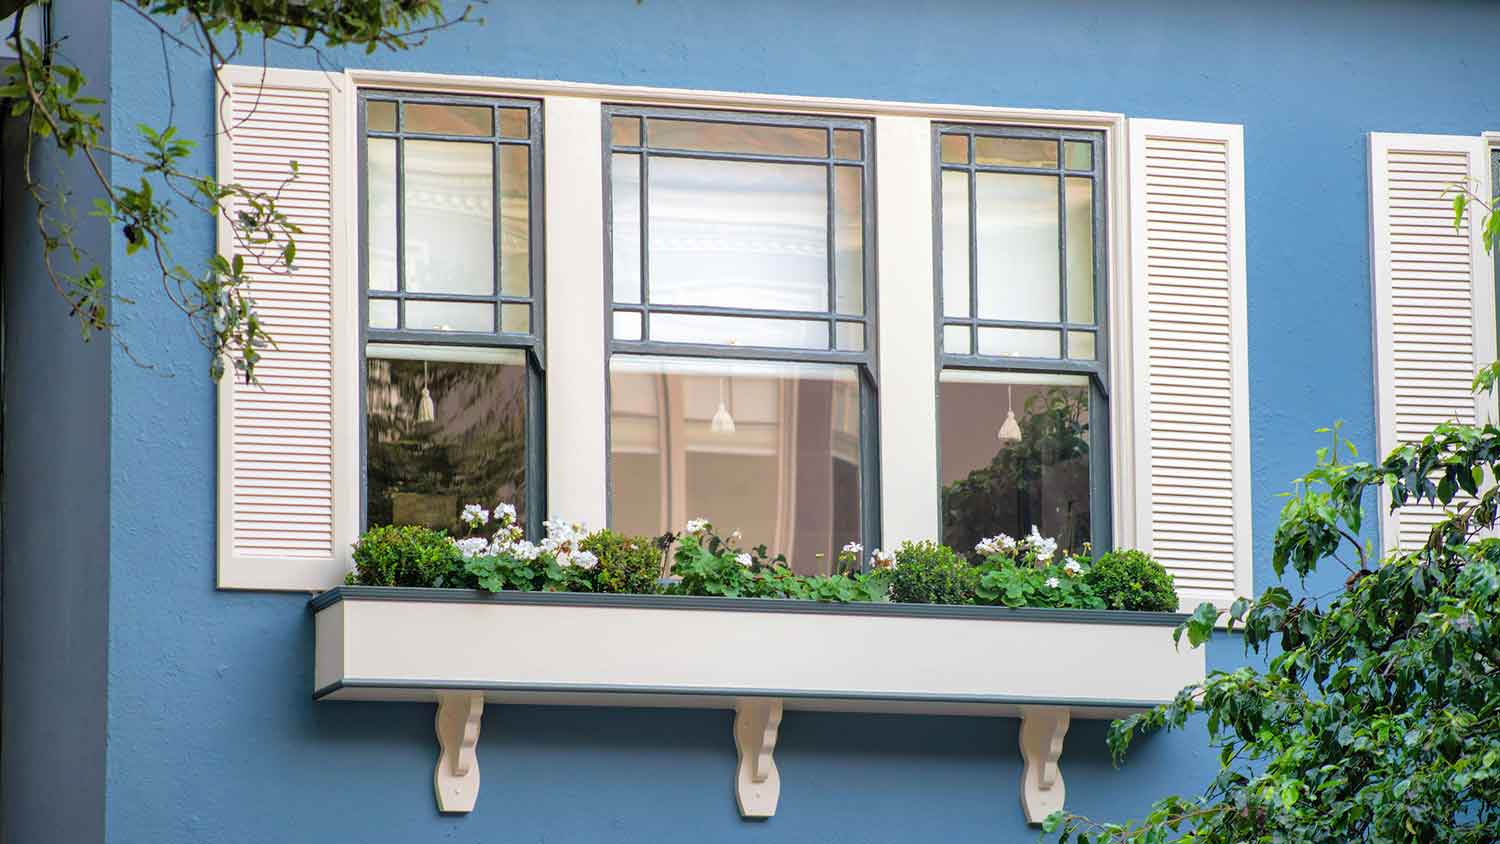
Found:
[935,125,1109,555]
[605,106,878,574]
[360,92,545,537]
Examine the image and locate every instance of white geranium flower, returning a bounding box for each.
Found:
[842,541,863,556]
[1027,526,1058,562]
[1045,576,1061,589]
[685,518,710,536]
[493,502,517,524]
[460,504,490,528]
[735,552,753,568]
[999,534,1018,552]
[454,537,490,559]
[573,550,599,570]
[1063,558,1083,576]
[870,548,895,570]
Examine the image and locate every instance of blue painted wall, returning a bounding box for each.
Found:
[91,1,1500,842]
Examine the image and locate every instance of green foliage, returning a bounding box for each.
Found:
[1047,400,1500,844]
[888,540,977,605]
[975,559,1104,609]
[580,530,663,595]
[1085,549,1178,612]
[347,524,466,588]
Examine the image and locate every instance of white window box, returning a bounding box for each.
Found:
[311,587,1203,821]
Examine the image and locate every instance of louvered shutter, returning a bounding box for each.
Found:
[216,66,357,590]
[1127,119,1252,611]
[1369,133,1496,553]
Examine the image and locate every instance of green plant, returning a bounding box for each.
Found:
[580,530,662,595]
[347,524,466,588]
[975,560,1103,609]
[888,540,977,605]
[666,526,760,598]
[1085,549,1178,612]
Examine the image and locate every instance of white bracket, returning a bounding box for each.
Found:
[733,697,784,818]
[434,693,484,813]
[1018,706,1071,825]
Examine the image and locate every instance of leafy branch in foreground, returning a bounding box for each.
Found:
[2,0,474,379]
[1044,384,1500,844]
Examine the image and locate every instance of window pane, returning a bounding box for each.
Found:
[612,115,641,147]
[613,310,642,341]
[610,153,642,304]
[406,301,495,333]
[941,170,970,318]
[501,303,530,334]
[645,118,827,158]
[649,313,829,350]
[940,134,969,165]
[368,298,398,329]
[610,356,862,574]
[1066,176,1095,324]
[366,351,529,534]
[978,326,1060,358]
[943,324,971,355]
[404,103,491,136]
[939,371,1091,554]
[835,321,864,352]
[976,172,1059,322]
[367,100,397,132]
[1064,140,1092,171]
[1068,330,1096,361]
[403,140,494,296]
[498,108,529,139]
[367,138,398,291]
[832,129,861,160]
[647,157,828,312]
[834,165,864,315]
[500,145,531,297]
[974,136,1058,168]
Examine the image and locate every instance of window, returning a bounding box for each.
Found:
[935,125,1109,555]
[605,107,877,573]
[360,92,544,537]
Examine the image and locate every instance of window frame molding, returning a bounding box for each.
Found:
[327,69,1136,583]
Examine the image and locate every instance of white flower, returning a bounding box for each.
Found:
[729,529,742,544]
[842,541,863,556]
[460,504,490,528]
[454,537,490,559]
[685,518,710,536]
[1063,558,1083,576]
[508,540,541,562]
[493,502,517,524]
[1045,576,1061,589]
[870,548,895,570]
[735,552,753,568]
[1027,526,1057,562]
[572,550,599,570]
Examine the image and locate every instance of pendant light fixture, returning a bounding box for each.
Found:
[997,383,1022,444]
[417,360,436,424]
[710,376,736,434]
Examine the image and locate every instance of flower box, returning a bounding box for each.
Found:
[310,587,1203,820]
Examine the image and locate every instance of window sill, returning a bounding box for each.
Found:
[310,587,1203,820]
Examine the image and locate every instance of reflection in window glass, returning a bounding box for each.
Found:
[610,356,862,575]
[976,172,1059,323]
[939,371,1090,555]
[646,118,827,158]
[366,349,528,535]
[403,140,494,296]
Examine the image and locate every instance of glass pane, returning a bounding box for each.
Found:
[650,313,829,350]
[1064,141,1092,171]
[646,118,827,158]
[976,173,1059,322]
[403,140,494,296]
[366,138,398,291]
[834,165,864,315]
[974,136,1058,168]
[609,356,862,575]
[498,108,528,139]
[612,115,641,147]
[939,371,1091,555]
[405,301,494,333]
[613,310,642,341]
[1068,330,1096,360]
[368,298,398,329]
[940,134,970,165]
[366,352,528,535]
[977,327,1060,358]
[501,303,529,334]
[941,170,970,318]
[835,321,864,352]
[943,324,971,355]
[832,129,861,160]
[499,145,530,297]
[610,153,642,304]
[648,157,828,312]
[404,103,491,136]
[367,100,396,132]
[1066,176,1095,324]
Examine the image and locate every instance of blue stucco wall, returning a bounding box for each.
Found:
[95,1,1500,842]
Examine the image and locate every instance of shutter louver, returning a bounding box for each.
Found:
[1128,119,1251,611]
[217,66,355,590]
[1369,133,1496,553]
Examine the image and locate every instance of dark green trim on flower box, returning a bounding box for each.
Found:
[308,585,1190,626]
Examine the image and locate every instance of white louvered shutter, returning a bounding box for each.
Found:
[1128,119,1252,611]
[1369,133,1496,553]
[216,66,356,590]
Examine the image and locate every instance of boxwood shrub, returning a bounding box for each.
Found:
[1085,549,1178,612]
[348,524,467,588]
[580,529,663,594]
[889,540,977,605]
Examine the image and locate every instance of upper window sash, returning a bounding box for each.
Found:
[603,105,876,365]
[360,90,544,350]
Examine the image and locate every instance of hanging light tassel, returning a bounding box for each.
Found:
[710,376,736,434]
[417,360,436,424]
[997,383,1022,443]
